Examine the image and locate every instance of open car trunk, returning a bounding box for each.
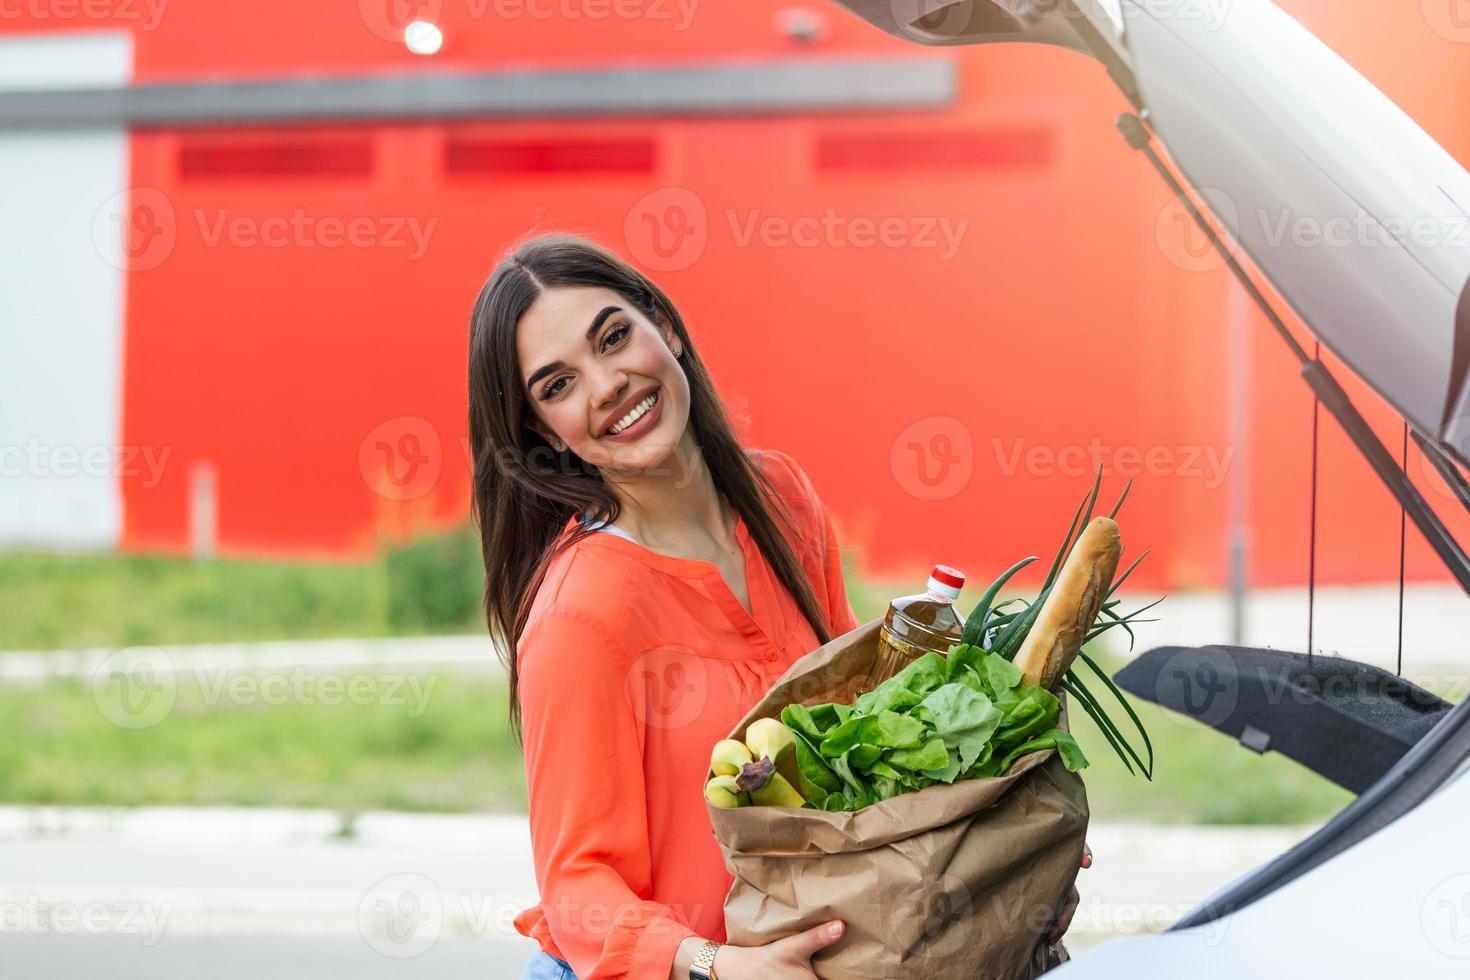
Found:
[834,0,1470,466]
[828,0,1470,929]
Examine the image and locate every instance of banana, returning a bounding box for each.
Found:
[709,739,753,777]
[750,771,807,807]
[704,774,749,808]
[744,718,801,791]
[734,756,808,807]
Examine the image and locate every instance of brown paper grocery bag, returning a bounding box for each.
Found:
[707,617,1090,980]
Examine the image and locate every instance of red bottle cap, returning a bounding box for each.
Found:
[930,565,965,590]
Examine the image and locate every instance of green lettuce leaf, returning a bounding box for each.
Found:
[912,682,1002,770]
[820,710,926,757]
[853,651,948,714]
[793,731,841,801]
[782,702,849,742]
[996,729,1091,773]
[882,736,949,772]
[920,746,965,784]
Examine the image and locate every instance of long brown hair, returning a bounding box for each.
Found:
[468,232,834,745]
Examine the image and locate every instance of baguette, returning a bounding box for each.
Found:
[1012,516,1123,690]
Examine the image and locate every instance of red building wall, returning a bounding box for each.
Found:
[5,0,1467,592]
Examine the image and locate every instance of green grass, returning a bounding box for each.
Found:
[0,672,524,813]
[0,660,1354,823]
[0,526,483,651]
[0,545,1361,823]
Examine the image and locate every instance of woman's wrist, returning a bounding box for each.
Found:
[689,938,724,979]
[671,935,731,980]
[670,935,707,980]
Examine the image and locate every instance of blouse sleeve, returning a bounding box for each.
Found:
[516,608,701,980]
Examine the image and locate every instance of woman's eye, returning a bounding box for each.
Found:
[601,324,630,350]
[539,325,628,400]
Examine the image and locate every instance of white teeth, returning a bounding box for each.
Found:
[609,392,657,435]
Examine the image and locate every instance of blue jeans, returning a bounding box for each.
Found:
[519,950,576,980]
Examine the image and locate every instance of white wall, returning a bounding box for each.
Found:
[0,32,133,549]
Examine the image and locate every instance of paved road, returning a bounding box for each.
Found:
[5,935,526,980]
[0,807,1316,977]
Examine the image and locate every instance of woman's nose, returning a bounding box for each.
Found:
[589,365,630,410]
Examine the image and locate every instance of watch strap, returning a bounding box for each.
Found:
[689,939,722,980]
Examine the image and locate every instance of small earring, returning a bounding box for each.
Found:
[672,345,682,358]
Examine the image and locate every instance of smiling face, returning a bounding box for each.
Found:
[516,284,691,474]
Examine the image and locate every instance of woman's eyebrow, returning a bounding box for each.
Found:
[524,305,622,393]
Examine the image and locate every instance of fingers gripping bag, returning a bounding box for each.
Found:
[705,617,1090,980]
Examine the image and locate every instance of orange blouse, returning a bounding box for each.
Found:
[512,448,862,979]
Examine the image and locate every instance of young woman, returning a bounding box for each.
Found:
[468,233,858,980]
[468,233,1083,980]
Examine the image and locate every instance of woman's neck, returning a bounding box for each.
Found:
[600,431,737,558]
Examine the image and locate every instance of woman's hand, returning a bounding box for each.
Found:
[1045,841,1092,946]
[712,920,846,979]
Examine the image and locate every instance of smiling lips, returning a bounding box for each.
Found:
[602,386,660,437]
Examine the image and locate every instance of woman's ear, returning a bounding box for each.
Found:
[656,316,681,358]
[524,418,565,453]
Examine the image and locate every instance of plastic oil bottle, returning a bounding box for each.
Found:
[863,565,967,691]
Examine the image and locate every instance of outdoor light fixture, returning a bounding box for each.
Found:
[404,20,444,56]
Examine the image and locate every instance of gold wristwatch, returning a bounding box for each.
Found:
[689,939,722,980]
